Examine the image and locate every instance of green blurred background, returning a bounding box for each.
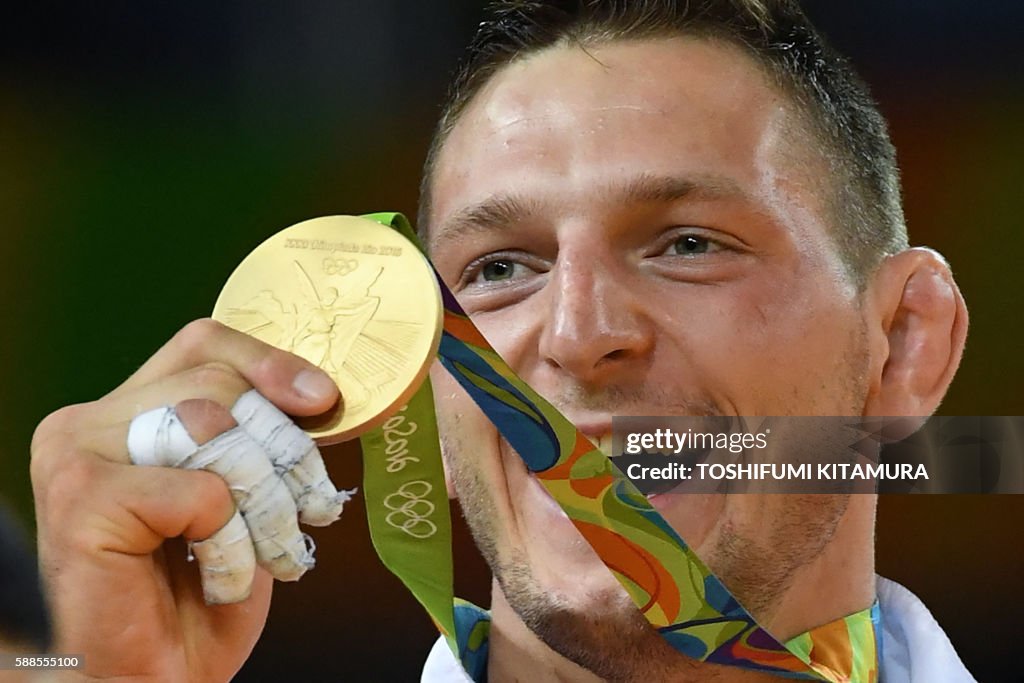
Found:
[0,2,1021,680]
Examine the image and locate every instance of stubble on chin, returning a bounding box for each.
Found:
[500,554,701,683]
[702,493,850,620]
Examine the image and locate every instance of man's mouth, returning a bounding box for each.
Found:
[587,431,711,498]
[591,433,614,455]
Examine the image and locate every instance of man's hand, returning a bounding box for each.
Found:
[30,319,344,682]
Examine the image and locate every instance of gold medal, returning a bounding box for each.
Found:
[212,215,442,444]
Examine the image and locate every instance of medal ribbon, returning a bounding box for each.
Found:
[359,213,877,682]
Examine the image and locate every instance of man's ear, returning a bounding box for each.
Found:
[862,248,968,418]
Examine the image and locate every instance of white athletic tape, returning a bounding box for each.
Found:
[231,390,356,527]
[126,407,198,468]
[189,427,314,581]
[189,510,256,604]
[127,406,315,590]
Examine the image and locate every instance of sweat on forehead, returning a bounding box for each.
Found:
[421,37,782,224]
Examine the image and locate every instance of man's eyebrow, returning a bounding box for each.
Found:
[431,173,744,250]
[616,172,745,204]
[432,194,538,252]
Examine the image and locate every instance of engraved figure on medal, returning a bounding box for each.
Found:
[223,253,423,418]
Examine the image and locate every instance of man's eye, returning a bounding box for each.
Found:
[466,257,536,285]
[481,259,517,281]
[670,235,715,256]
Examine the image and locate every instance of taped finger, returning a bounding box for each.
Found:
[189,510,256,604]
[232,390,356,527]
[192,427,314,580]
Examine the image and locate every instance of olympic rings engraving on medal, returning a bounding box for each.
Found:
[383,480,437,539]
[323,256,359,276]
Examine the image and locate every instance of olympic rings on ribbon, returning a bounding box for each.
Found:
[383,480,438,539]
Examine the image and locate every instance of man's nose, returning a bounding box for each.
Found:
[537,251,654,382]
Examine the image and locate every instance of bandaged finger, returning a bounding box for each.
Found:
[190,427,314,580]
[232,389,356,526]
[189,510,255,604]
[128,406,314,585]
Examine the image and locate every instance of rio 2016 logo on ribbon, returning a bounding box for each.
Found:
[384,480,438,539]
[381,407,421,473]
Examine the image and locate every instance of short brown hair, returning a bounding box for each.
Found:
[418,0,909,287]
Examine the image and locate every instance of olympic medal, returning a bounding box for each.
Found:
[212,215,442,444]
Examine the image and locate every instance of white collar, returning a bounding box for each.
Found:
[875,576,975,682]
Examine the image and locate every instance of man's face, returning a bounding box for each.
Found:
[426,37,873,674]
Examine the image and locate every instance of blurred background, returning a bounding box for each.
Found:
[0,1,1021,680]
